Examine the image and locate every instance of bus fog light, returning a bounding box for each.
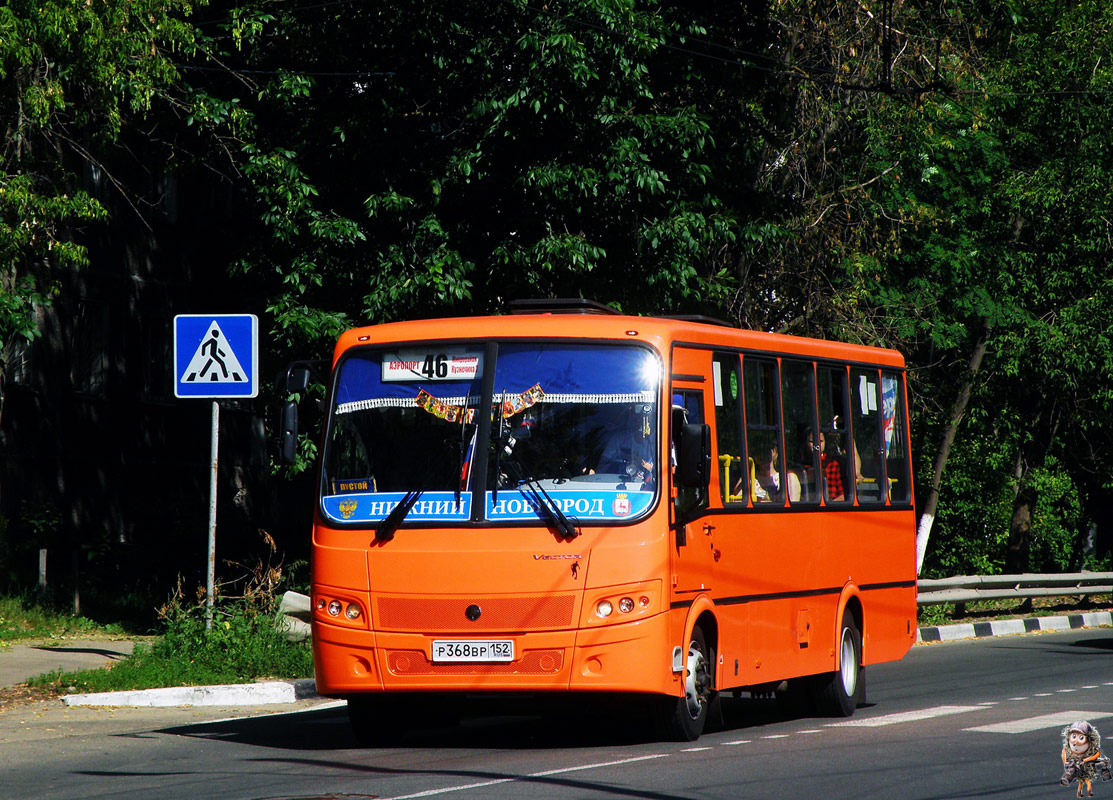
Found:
[345,603,362,620]
[618,597,634,613]
[596,600,613,618]
[639,596,650,608]
[327,600,342,617]
[316,597,326,610]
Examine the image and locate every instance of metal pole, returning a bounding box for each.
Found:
[206,400,219,629]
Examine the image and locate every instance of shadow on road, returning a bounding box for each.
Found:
[154,692,843,752]
[1069,636,1113,651]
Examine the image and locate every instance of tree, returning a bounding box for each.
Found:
[0,0,245,427]
[223,0,773,353]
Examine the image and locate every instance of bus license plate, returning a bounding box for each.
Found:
[431,640,514,663]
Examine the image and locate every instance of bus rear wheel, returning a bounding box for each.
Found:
[658,627,714,741]
[814,615,864,717]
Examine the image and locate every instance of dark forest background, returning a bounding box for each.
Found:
[2,0,1111,619]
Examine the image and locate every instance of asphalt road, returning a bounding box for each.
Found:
[3,627,1112,800]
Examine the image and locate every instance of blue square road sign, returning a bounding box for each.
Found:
[174,314,259,398]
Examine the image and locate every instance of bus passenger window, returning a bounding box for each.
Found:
[713,354,745,504]
[743,358,784,506]
[881,372,911,504]
[818,366,853,505]
[850,368,884,504]
[781,360,815,505]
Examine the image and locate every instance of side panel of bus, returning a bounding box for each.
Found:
[672,344,916,694]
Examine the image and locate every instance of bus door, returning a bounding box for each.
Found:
[669,347,716,597]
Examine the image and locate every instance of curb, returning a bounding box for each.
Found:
[52,613,1113,706]
[917,610,1113,644]
[62,678,319,708]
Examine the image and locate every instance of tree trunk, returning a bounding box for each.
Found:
[1005,490,1033,574]
[915,323,990,574]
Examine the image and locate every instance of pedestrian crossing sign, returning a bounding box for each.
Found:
[174,314,259,398]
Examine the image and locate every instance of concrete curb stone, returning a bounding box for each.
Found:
[31,610,1113,708]
[916,610,1113,643]
[62,677,320,707]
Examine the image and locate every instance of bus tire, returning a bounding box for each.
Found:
[814,615,864,717]
[658,626,714,741]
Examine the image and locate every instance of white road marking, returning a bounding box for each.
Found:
[682,747,712,752]
[380,754,669,799]
[721,740,751,745]
[965,711,1113,735]
[827,705,984,727]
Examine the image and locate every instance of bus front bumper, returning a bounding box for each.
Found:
[313,611,677,697]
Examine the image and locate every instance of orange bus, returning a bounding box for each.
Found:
[298,299,917,742]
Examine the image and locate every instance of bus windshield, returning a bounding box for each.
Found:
[320,341,661,526]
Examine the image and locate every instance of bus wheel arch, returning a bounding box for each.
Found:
[816,593,865,717]
[660,607,718,741]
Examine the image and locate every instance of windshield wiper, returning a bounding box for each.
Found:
[501,437,579,540]
[375,489,423,542]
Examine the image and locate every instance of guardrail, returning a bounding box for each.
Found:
[917,573,1113,605]
[282,581,1110,626]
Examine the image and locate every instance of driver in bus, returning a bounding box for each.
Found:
[593,404,656,487]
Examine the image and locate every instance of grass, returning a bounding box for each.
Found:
[0,594,129,643]
[25,596,313,694]
[917,593,1113,627]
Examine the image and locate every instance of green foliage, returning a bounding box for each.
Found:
[0,594,123,642]
[3,0,1112,581]
[0,0,215,389]
[28,594,312,693]
[227,0,764,340]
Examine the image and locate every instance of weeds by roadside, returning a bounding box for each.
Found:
[917,594,1112,627]
[28,595,313,694]
[23,532,313,695]
[0,595,128,643]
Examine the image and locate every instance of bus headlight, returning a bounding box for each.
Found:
[313,590,370,630]
[583,581,661,626]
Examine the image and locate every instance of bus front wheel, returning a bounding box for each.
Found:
[814,615,864,717]
[658,626,714,741]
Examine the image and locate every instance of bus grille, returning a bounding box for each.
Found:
[385,649,564,675]
[375,595,576,631]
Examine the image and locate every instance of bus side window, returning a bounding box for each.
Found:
[743,357,784,506]
[713,353,746,504]
[781,359,816,505]
[881,372,912,504]
[850,368,884,504]
[818,366,853,505]
[673,390,707,516]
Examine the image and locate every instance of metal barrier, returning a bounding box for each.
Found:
[918,573,1113,606]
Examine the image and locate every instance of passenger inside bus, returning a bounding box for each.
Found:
[742,445,800,503]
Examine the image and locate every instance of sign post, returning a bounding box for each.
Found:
[174,315,259,628]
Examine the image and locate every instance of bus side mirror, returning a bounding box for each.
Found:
[280,400,299,465]
[675,422,711,488]
[286,366,310,395]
